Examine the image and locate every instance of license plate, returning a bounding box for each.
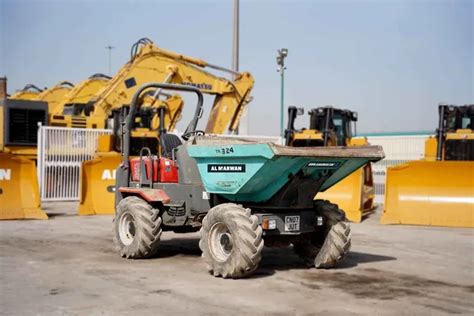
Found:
[285,216,300,232]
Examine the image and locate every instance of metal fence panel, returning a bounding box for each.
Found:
[37,125,112,201]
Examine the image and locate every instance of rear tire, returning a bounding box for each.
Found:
[293,200,351,268]
[199,203,264,279]
[113,196,162,259]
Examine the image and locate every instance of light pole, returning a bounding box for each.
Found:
[232,0,244,134]
[105,45,115,76]
[277,48,288,137]
[232,0,239,77]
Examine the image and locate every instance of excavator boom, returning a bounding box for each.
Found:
[89,38,254,133]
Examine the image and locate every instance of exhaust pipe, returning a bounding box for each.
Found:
[436,104,447,161]
[0,77,6,99]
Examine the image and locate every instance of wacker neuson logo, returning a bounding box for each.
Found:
[306,161,341,168]
[208,164,246,173]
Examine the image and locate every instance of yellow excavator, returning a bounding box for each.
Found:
[285,106,375,222]
[382,104,473,227]
[52,38,253,133]
[50,73,111,127]
[78,38,254,216]
[11,81,75,115]
[9,84,44,100]
[0,77,49,219]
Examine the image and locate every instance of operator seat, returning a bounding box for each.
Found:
[160,133,182,158]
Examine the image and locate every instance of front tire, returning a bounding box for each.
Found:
[113,196,162,259]
[199,203,264,279]
[293,200,351,268]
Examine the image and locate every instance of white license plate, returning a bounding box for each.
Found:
[285,215,300,232]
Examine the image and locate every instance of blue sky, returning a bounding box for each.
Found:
[1,0,472,135]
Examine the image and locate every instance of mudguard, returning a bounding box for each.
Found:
[117,187,170,204]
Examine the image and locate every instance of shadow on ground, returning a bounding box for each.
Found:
[154,237,397,279]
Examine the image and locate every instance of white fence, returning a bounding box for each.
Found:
[37,125,112,201]
[365,135,431,203]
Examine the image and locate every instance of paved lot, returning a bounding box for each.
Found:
[1,202,473,315]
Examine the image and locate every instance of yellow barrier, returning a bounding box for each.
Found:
[0,153,47,220]
[382,160,474,228]
[316,164,375,222]
[78,152,121,215]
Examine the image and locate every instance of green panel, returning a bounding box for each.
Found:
[187,143,274,195]
[188,143,375,202]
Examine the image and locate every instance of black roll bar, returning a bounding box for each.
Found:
[121,83,204,165]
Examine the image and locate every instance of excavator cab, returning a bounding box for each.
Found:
[50,74,111,128]
[285,105,374,222]
[382,104,474,227]
[60,74,111,116]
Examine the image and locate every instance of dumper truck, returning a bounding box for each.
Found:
[113,83,384,278]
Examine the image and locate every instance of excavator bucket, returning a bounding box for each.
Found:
[382,160,474,228]
[0,153,48,220]
[316,163,375,222]
[78,152,121,215]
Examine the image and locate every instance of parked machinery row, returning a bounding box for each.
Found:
[0,38,254,219]
[1,37,472,230]
[285,103,473,228]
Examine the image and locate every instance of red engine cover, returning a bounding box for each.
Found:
[130,157,159,182]
[159,158,179,183]
[130,157,178,183]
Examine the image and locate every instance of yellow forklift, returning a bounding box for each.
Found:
[285,106,375,222]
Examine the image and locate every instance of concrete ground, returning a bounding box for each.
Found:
[0,203,473,315]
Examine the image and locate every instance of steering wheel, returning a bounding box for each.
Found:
[182,130,205,141]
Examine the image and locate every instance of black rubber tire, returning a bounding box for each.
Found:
[199,203,264,279]
[113,196,162,259]
[293,200,351,269]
